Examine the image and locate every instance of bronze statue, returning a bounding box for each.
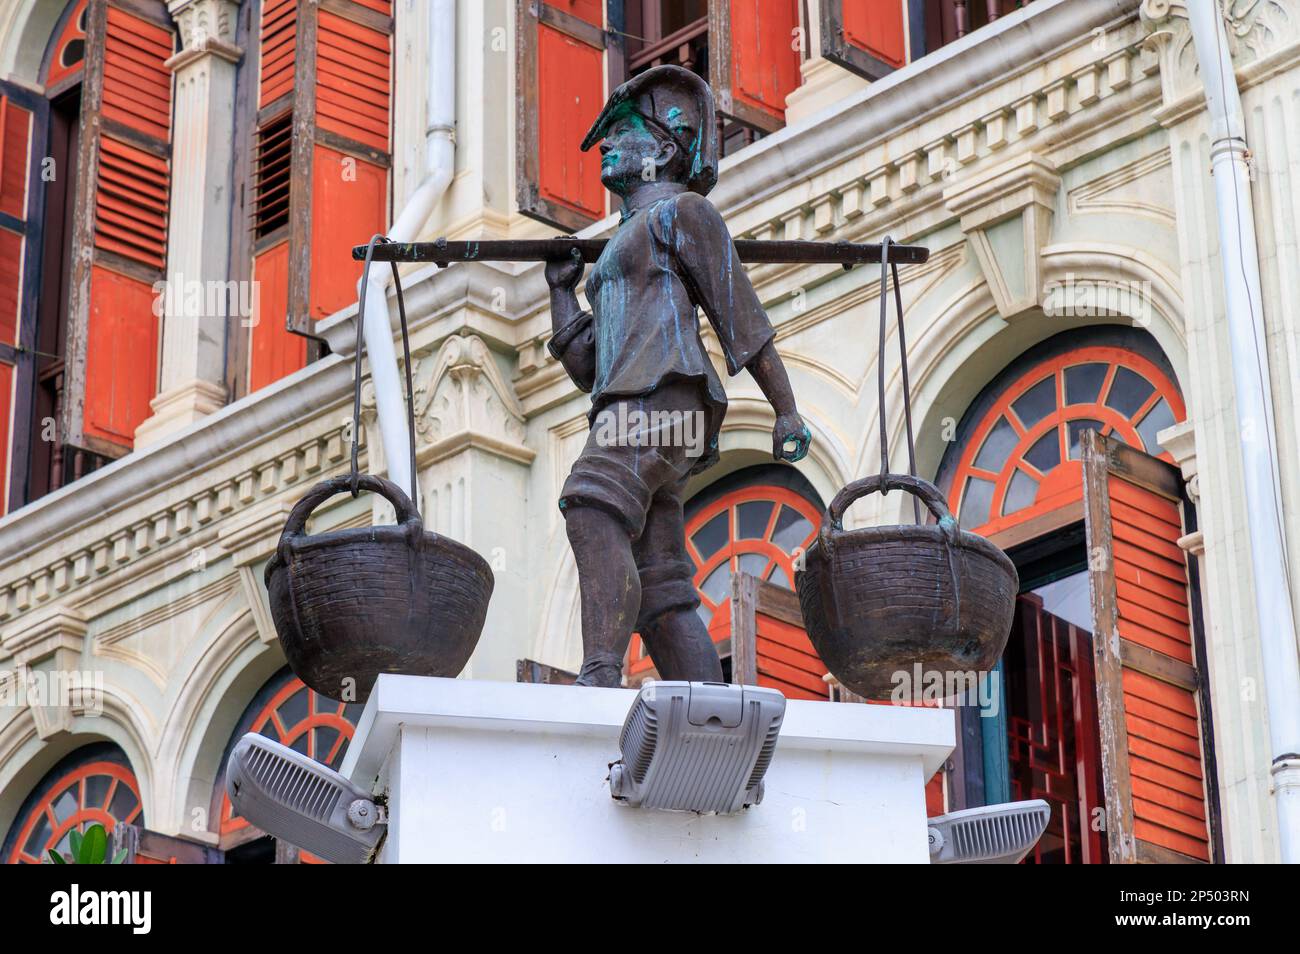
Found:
[544,66,810,687]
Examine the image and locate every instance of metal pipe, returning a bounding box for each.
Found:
[360,0,457,499]
[1187,0,1300,863]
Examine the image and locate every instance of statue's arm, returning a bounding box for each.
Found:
[673,194,811,462]
[546,250,596,392]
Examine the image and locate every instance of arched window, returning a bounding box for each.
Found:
[44,0,88,89]
[945,336,1184,538]
[3,743,142,864]
[217,668,362,853]
[627,465,823,679]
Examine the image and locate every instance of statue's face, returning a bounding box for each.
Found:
[598,108,672,196]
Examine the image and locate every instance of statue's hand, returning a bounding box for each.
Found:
[545,245,584,291]
[773,413,811,463]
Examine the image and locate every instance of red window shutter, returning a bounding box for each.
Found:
[249,241,302,391]
[0,82,46,513]
[1082,431,1218,863]
[712,0,802,131]
[821,0,908,80]
[61,0,173,458]
[517,2,607,230]
[259,0,297,109]
[315,9,390,153]
[309,143,387,321]
[248,0,391,391]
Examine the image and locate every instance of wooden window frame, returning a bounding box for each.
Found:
[515,0,610,232]
[59,0,173,459]
[1081,430,1223,863]
[0,80,50,512]
[819,0,906,82]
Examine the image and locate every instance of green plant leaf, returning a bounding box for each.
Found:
[69,828,84,859]
[81,824,108,865]
[47,849,66,864]
[111,848,128,865]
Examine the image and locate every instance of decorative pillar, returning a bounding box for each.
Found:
[1140,0,1300,862]
[362,334,536,682]
[135,0,244,447]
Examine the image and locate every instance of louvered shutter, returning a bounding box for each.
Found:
[248,0,391,392]
[710,0,802,132]
[0,83,48,513]
[60,0,173,458]
[1081,431,1221,863]
[820,0,907,81]
[516,1,607,231]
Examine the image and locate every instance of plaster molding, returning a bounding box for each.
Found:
[1140,0,1298,112]
[167,0,243,68]
[944,153,1061,320]
[363,333,535,473]
[1,605,90,741]
[1067,148,1175,224]
[2,605,88,669]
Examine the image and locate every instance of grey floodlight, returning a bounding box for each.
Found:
[608,681,785,814]
[927,799,1051,864]
[226,733,385,864]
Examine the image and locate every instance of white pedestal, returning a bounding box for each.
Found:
[340,674,955,863]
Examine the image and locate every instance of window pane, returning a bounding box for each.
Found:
[1137,397,1176,454]
[1004,470,1039,515]
[1064,363,1108,405]
[314,726,340,764]
[700,562,731,605]
[84,773,112,810]
[1105,366,1155,417]
[691,511,729,559]
[959,477,995,527]
[974,416,1018,472]
[50,786,79,824]
[737,552,767,577]
[1024,429,1061,473]
[766,563,790,588]
[108,784,137,822]
[736,500,773,540]
[1067,419,1104,459]
[24,813,52,855]
[1011,375,1056,429]
[279,686,309,731]
[771,506,813,552]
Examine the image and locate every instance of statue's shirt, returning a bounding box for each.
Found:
[584,191,775,434]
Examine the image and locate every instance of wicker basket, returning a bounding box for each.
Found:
[795,474,1017,700]
[265,474,493,703]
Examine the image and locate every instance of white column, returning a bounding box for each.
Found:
[135,0,244,447]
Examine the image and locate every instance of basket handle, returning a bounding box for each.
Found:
[276,474,422,567]
[820,473,958,557]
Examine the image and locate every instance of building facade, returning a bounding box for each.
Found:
[1,0,1297,863]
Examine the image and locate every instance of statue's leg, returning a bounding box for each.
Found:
[634,479,723,682]
[564,505,640,687]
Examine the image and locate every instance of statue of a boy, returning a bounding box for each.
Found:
[546,65,811,687]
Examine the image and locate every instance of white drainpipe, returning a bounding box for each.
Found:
[360,0,456,499]
[1187,1,1300,863]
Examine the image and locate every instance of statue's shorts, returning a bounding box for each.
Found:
[559,380,718,631]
